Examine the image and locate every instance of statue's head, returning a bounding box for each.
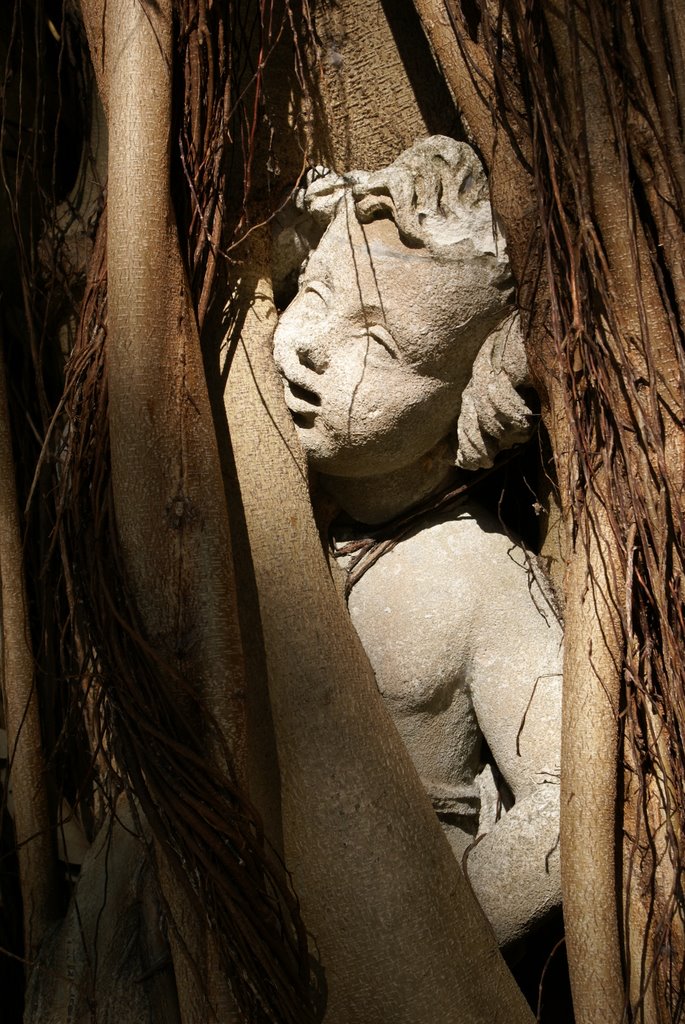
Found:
[273,136,534,479]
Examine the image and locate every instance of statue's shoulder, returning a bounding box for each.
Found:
[390,499,518,575]
[344,499,560,697]
[346,498,551,630]
[343,504,489,690]
[345,500,506,618]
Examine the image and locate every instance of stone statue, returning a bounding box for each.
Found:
[272,136,563,948]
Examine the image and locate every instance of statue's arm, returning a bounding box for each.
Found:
[465,543,563,948]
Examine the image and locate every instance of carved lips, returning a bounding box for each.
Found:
[282,376,321,427]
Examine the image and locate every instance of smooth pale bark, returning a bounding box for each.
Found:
[0,340,57,958]
[103,0,246,773]
[561,519,625,1023]
[82,0,246,1017]
[222,236,534,1024]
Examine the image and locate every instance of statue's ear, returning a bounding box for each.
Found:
[456,312,537,470]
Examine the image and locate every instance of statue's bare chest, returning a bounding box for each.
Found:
[344,518,479,687]
[342,516,486,770]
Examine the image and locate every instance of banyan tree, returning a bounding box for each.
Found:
[1,1,684,1022]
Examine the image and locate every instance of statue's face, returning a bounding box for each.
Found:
[273,196,511,478]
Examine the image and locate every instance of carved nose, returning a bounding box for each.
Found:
[294,335,329,374]
[273,306,329,377]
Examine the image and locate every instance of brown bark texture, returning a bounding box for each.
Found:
[3,1,684,1023]
[88,0,243,1014]
[306,0,460,170]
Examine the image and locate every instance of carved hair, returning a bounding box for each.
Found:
[274,136,536,470]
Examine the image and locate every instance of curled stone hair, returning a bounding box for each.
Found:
[272,136,537,470]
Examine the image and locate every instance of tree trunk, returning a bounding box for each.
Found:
[80,0,248,1015]
[0,335,57,959]
[307,0,458,169]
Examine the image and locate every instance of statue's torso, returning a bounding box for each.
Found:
[342,501,563,859]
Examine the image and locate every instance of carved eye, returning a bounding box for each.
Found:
[302,281,331,305]
[368,324,398,359]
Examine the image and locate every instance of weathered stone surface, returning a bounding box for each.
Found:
[345,505,562,947]
[273,137,535,508]
[273,136,562,946]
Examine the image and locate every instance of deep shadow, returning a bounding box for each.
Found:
[506,910,575,1023]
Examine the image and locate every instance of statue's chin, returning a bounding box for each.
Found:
[294,431,370,479]
[296,433,424,480]
[309,446,458,527]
